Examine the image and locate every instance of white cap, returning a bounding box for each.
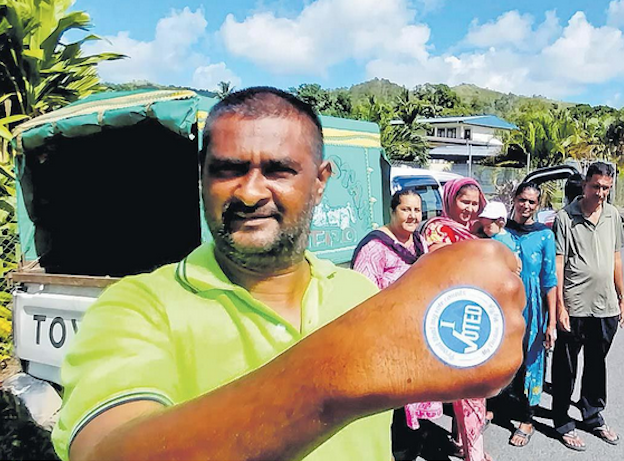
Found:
[479,201,508,220]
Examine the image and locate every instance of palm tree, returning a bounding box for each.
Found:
[565,115,611,162]
[504,109,576,169]
[216,81,235,100]
[0,0,124,131]
[381,123,429,164]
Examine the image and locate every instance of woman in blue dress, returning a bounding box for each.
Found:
[505,182,558,447]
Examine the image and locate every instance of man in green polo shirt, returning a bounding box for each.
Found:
[53,87,526,461]
[552,161,624,451]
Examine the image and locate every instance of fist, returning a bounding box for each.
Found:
[333,239,526,410]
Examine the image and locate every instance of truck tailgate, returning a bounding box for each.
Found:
[12,278,112,386]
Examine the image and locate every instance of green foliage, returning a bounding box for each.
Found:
[104,80,217,98]
[453,83,574,119]
[216,80,235,100]
[0,0,125,120]
[348,78,405,105]
[0,390,59,460]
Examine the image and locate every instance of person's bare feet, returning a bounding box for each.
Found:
[509,422,534,447]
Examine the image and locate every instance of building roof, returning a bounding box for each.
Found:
[429,145,501,158]
[417,114,518,130]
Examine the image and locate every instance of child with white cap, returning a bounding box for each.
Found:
[478,201,518,253]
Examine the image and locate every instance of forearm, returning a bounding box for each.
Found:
[614,251,624,298]
[546,287,557,326]
[555,255,566,315]
[83,328,363,461]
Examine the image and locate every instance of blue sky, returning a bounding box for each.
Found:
[73,0,624,107]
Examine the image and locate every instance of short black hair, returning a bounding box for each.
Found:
[200,87,323,170]
[514,182,542,200]
[586,161,615,180]
[390,188,421,211]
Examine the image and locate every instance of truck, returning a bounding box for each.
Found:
[3,89,392,427]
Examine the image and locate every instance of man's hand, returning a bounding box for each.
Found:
[619,299,624,328]
[557,305,571,332]
[327,239,526,411]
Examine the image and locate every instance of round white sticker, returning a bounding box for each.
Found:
[424,287,504,368]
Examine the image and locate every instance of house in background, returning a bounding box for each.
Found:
[417,115,518,176]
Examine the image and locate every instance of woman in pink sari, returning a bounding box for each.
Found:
[352,188,440,460]
[420,177,492,461]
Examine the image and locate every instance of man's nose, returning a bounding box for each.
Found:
[234,170,270,206]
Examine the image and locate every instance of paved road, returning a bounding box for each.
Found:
[409,314,624,461]
[409,256,624,461]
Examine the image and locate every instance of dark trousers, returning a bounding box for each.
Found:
[391,408,423,460]
[551,316,618,435]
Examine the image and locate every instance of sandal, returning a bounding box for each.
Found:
[592,425,620,445]
[448,439,464,458]
[560,429,587,451]
[509,426,534,447]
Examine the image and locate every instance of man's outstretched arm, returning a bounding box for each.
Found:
[71,240,526,461]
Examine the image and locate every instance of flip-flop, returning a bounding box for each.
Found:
[509,426,534,447]
[592,425,620,445]
[560,430,587,452]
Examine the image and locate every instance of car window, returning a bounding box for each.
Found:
[393,177,443,221]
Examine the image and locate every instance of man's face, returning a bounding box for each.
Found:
[583,174,613,207]
[202,114,331,271]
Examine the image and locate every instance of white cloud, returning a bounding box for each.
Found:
[466,11,533,48]
[417,0,445,14]
[84,7,241,88]
[220,1,611,99]
[193,63,242,90]
[220,0,430,74]
[533,10,562,49]
[607,0,624,28]
[365,10,624,100]
[607,92,622,108]
[541,12,624,84]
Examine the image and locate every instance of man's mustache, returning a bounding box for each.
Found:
[222,200,282,225]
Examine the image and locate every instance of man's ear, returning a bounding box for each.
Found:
[313,160,332,206]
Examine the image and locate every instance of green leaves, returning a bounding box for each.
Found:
[0,0,126,124]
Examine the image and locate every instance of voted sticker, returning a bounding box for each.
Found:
[424,287,504,368]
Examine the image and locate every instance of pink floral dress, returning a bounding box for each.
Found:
[352,232,443,430]
[421,217,488,461]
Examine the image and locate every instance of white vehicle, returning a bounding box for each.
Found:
[390,166,464,220]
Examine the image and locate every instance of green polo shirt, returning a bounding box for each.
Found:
[553,198,623,317]
[52,243,390,461]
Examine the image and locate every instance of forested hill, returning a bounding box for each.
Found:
[104,78,620,125]
[341,78,576,117]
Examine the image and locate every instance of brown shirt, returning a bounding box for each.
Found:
[553,198,623,317]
